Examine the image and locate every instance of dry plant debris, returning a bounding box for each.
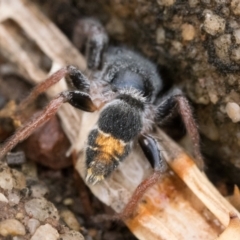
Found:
[0,0,240,239]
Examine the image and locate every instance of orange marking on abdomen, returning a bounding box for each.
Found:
[94,130,125,162]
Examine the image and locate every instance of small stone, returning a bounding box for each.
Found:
[226,102,240,123]
[22,162,38,179]
[208,92,219,104]
[12,237,25,240]
[156,27,165,44]
[225,90,240,103]
[231,0,240,15]
[27,218,40,235]
[157,0,176,6]
[201,0,211,4]
[25,198,59,222]
[181,23,195,41]
[214,0,227,3]
[8,192,20,206]
[12,169,26,190]
[88,228,98,238]
[203,10,225,35]
[30,224,59,240]
[0,219,26,237]
[214,34,231,63]
[229,20,239,30]
[227,74,237,85]
[199,116,219,141]
[188,0,199,7]
[15,212,24,220]
[106,18,125,38]
[6,151,26,167]
[231,47,240,63]
[31,184,48,198]
[221,6,230,16]
[233,29,240,44]
[60,230,84,240]
[60,210,81,231]
[171,41,183,53]
[23,116,72,170]
[63,198,73,206]
[0,193,8,203]
[0,166,14,190]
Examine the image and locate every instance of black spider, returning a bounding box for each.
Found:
[0,18,203,217]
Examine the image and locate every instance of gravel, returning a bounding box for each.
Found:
[0,162,85,239]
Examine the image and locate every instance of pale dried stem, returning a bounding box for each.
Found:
[216,213,240,240]
[0,0,85,144]
[0,0,86,75]
[155,128,240,227]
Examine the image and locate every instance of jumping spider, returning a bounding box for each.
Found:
[0,18,203,218]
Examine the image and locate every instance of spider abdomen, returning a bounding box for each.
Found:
[85,94,144,184]
[86,128,130,184]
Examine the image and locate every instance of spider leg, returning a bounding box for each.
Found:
[0,90,97,159]
[138,134,167,172]
[116,134,167,220]
[0,95,65,159]
[155,88,204,170]
[66,66,90,91]
[18,66,90,112]
[61,90,97,112]
[73,18,108,70]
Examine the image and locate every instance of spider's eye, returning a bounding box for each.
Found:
[112,70,144,93]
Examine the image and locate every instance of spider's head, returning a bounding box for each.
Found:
[85,89,146,184]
